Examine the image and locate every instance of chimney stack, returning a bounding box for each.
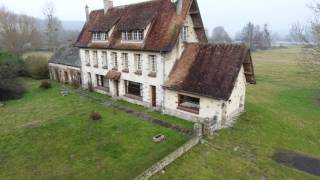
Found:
[176,0,183,15]
[104,0,113,14]
[85,5,90,22]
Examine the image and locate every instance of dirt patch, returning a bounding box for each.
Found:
[272,149,320,176]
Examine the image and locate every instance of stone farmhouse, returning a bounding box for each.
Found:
[49,0,256,133]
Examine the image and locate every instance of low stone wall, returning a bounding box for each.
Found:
[134,136,201,180]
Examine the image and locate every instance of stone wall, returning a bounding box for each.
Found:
[134,132,201,180]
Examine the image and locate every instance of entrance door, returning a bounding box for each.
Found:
[151,86,156,107]
[115,80,119,96]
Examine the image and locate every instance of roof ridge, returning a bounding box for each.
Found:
[117,0,162,8]
[89,0,163,13]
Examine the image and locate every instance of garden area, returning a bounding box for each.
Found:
[0,79,190,179]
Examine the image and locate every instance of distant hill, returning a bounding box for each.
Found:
[62,21,85,31]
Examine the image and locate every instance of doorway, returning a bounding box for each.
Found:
[115,80,119,96]
[151,86,156,107]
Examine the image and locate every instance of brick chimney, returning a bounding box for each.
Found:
[85,5,90,22]
[104,0,113,14]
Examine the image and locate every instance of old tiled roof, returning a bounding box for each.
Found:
[75,0,207,52]
[49,45,81,68]
[165,43,256,100]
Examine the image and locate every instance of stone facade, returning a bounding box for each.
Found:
[163,67,247,130]
[49,63,81,85]
[70,0,255,134]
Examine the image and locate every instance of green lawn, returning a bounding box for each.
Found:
[114,100,194,130]
[152,48,320,179]
[0,79,189,179]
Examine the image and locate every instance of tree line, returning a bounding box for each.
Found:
[208,23,272,50]
[0,2,79,56]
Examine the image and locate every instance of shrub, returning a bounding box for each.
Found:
[24,56,49,79]
[0,80,26,101]
[39,81,52,90]
[90,111,102,121]
[0,51,26,101]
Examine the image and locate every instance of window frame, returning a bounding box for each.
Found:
[134,54,142,74]
[148,55,157,73]
[181,26,189,41]
[85,50,90,66]
[125,80,143,100]
[101,51,108,69]
[121,53,129,72]
[122,30,144,42]
[111,52,118,70]
[177,94,200,114]
[93,51,98,67]
[92,32,108,41]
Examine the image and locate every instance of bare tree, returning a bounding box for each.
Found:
[236,22,272,50]
[210,26,232,43]
[0,7,40,55]
[42,2,62,50]
[290,22,310,42]
[236,22,255,49]
[290,3,320,78]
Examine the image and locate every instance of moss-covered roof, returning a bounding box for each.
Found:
[49,45,81,68]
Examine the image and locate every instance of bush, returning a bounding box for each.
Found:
[90,111,102,121]
[0,51,26,101]
[0,80,26,101]
[39,81,52,90]
[24,56,49,79]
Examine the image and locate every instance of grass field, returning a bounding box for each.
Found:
[22,51,53,60]
[152,48,320,179]
[0,79,189,179]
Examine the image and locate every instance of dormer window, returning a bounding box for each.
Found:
[181,26,188,41]
[122,30,144,42]
[92,32,108,41]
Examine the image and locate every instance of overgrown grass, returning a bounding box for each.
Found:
[152,47,320,179]
[0,78,189,179]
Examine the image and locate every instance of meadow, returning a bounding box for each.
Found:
[152,47,320,179]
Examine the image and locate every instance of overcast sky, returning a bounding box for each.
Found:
[0,0,313,36]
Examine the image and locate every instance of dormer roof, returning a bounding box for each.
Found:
[75,0,207,52]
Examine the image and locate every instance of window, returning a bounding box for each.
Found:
[96,74,103,87]
[178,94,200,114]
[93,51,98,67]
[134,54,142,74]
[181,26,188,41]
[122,30,144,41]
[111,52,118,70]
[96,74,110,91]
[149,55,157,73]
[121,53,129,71]
[101,51,108,69]
[122,31,131,41]
[126,81,142,97]
[138,30,144,41]
[133,31,138,41]
[92,32,108,41]
[85,50,90,65]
